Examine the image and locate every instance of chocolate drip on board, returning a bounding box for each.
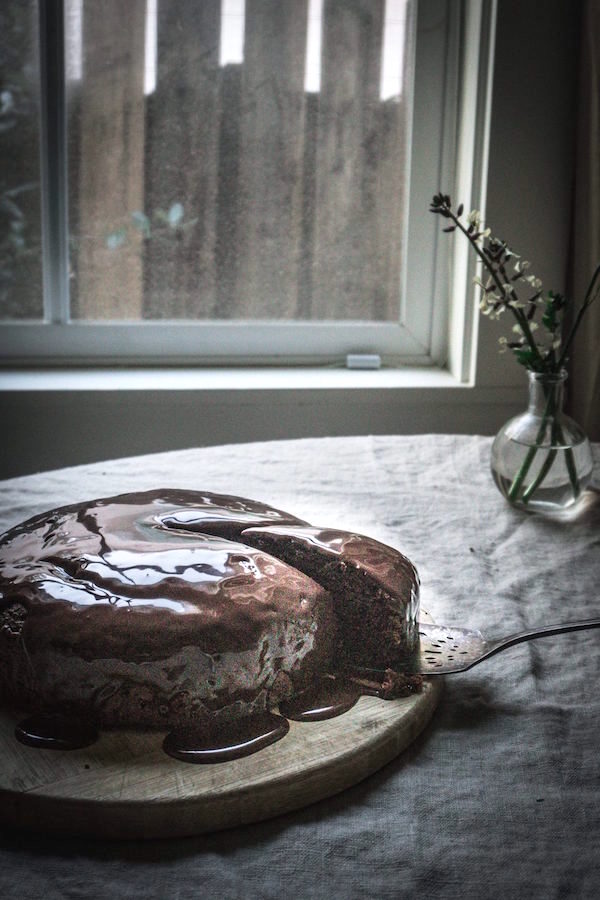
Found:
[279,675,363,722]
[15,714,99,751]
[163,712,290,764]
[12,670,400,764]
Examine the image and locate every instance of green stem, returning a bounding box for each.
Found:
[507,384,555,503]
[508,380,580,505]
[521,416,562,503]
[507,424,547,503]
[449,214,545,368]
[554,421,580,498]
[557,262,600,368]
[565,447,580,496]
[520,421,580,504]
[513,307,541,360]
[521,447,557,502]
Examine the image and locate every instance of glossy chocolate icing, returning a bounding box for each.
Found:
[162,711,290,763]
[1,490,420,763]
[279,676,363,722]
[240,524,420,666]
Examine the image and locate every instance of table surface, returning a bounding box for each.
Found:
[1,434,599,900]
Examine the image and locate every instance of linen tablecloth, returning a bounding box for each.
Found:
[1,435,599,900]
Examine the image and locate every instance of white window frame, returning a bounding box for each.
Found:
[0,0,496,373]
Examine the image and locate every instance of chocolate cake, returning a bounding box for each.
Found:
[241,525,419,668]
[0,490,420,762]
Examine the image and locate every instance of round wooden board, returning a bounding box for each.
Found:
[0,680,441,840]
[0,607,442,840]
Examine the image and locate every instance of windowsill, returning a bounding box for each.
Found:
[0,363,524,480]
[0,365,465,392]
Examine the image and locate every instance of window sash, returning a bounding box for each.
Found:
[0,0,495,368]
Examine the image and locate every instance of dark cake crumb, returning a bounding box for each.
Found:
[0,602,27,638]
[379,670,424,700]
[346,670,424,700]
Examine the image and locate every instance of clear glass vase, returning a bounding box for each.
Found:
[491,369,593,514]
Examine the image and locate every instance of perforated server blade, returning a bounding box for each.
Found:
[400,618,600,675]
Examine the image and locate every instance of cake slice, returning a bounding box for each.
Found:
[240,524,419,668]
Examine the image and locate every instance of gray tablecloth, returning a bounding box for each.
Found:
[1,435,599,900]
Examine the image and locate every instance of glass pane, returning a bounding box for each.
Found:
[68,0,412,322]
[0,1,43,321]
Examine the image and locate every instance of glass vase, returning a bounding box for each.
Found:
[491,369,593,514]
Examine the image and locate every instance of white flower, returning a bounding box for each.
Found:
[474,277,499,299]
[552,338,561,349]
[524,275,542,290]
[529,321,538,331]
[512,323,523,334]
[467,210,481,228]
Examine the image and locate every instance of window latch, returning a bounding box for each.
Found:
[345,354,382,370]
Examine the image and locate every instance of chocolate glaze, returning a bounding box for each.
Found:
[163,711,289,764]
[15,714,99,751]
[0,490,420,763]
[279,676,362,722]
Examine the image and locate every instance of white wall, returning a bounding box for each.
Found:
[0,0,581,479]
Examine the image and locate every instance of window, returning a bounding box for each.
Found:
[0,0,495,368]
[0,2,43,320]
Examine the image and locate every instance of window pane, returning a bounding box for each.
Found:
[67,0,412,322]
[0,1,43,321]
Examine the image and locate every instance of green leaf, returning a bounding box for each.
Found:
[514,347,537,367]
[167,203,184,227]
[131,210,151,238]
[542,295,560,331]
[105,227,127,250]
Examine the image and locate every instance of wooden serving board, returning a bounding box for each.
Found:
[0,607,442,840]
[0,680,441,840]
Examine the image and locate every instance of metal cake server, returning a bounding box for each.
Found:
[402,617,600,675]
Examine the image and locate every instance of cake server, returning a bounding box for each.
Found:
[386,617,600,675]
